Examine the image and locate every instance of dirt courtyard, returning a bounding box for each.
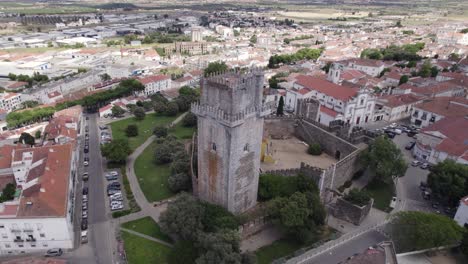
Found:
[260,137,337,171]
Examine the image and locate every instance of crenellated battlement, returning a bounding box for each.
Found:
[203,67,264,91]
[191,101,273,127]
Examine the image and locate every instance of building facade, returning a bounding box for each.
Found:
[455,196,468,227]
[0,93,23,112]
[137,75,171,96]
[191,69,271,214]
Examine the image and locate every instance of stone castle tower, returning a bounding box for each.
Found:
[191,69,271,214]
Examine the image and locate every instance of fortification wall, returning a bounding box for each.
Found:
[263,117,296,139]
[329,197,373,225]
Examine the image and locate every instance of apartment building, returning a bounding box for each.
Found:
[410,97,468,128]
[0,93,23,112]
[137,75,171,96]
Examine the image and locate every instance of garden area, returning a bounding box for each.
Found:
[122,216,172,243]
[133,116,196,202]
[121,231,172,264]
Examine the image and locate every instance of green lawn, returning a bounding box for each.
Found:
[121,217,172,243]
[110,113,179,151]
[256,239,303,264]
[134,124,195,202]
[365,180,395,212]
[121,231,171,264]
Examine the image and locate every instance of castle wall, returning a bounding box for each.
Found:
[263,117,296,139]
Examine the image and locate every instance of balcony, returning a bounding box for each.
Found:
[23,228,34,232]
[10,228,21,233]
[26,238,36,242]
[14,238,24,243]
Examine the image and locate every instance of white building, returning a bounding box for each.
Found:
[374,94,425,122]
[410,97,468,128]
[413,116,468,164]
[286,75,376,126]
[215,25,234,39]
[0,93,23,112]
[191,27,203,42]
[0,143,77,255]
[334,59,385,77]
[454,196,468,227]
[137,75,171,96]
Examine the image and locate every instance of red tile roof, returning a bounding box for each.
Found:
[320,106,339,117]
[295,75,359,101]
[47,91,62,99]
[411,81,465,96]
[6,81,28,89]
[414,97,468,117]
[421,116,468,157]
[378,94,425,108]
[137,74,169,85]
[14,144,73,217]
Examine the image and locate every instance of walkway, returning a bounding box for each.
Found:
[118,112,187,224]
[120,228,174,248]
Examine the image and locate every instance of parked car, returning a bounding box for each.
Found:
[45,248,63,257]
[86,116,89,120]
[84,160,89,166]
[84,156,89,162]
[108,189,120,196]
[85,126,89,132]
[393,128,402,135]
[82,202,88,211]
[390,197,397,209]
[108,181,121,187]
[385,132,396,139]
[110,201,123,207]
[105,174,118,181]
[109,171,119,176]
[407,131,418,137]
[82,194,88,203]
[420,163,429,169]
[99,125,108,130]
[84,147,89,154]
[82,210,88,219]
[81,230,88,244]
[82,186,88,195]
[405,141,416,150]
[111,204,124,211]
[419,182,427,191]
[83,172,89,181]
[411,160,421,167]
[81,219,88,230]
[110,192,123,200]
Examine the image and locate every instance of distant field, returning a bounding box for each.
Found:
[0,3,96,14]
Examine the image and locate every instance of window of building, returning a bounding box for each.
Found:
[43,244,48,247]
[18,244,24,248]
[39,233,45,238]
[0,225,4,228]
[211,143,216,151]
[31,244,36,247]
[244,143,249,152]
[5,244,10,248]
[360,99,364,105]
[2,233,7,238]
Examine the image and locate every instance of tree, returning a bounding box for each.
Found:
[154,143,173,164]
[153,126,168,138]
[258,174,298,201]
[427,160,468,206]
[460,28,468,34]
[153,102,168,114]
[204,61,228,77]
[398,75,409,85]
[430,66,439,77]
[168,240,198,264]
[111,105,125,117]
[307,143,322,156]
[100,139,131,164]
[249,34,257,44]
[418,60,432,78]
[0,183,16,203]
[19,132,35,146]
[276,96,284,116]
[407,61,417,68]
[196,230,242,264]
[268,192,310,229]
[363,136,407,183]
[159,193,205,241]
[168,173,191,192]
[166,102,179,116]
[389,211,464,252]
[100,73,111,81]
[34,130,41,139]
[344,188,371,206]
[395,20,402,27]
[182,113,197,127]
[461,231,468,258]
[125,124,138,137]
[133,107,146,120]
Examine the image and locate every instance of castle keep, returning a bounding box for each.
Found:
[191,69,271,214]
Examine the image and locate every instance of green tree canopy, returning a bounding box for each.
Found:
[182,112,197,127]
[398,75,409,85]
[153,125,168,138]
[133,106,146,120]
[100,139,131,164]
[344,188,371,206]
[18,132,35,146]
[390,211,464,253]
[111,105,125,117]
[363,136,407,183]
[276,96,284,116]
[204,61,228,77]
[125,124,138,137]
[427,160,468,206]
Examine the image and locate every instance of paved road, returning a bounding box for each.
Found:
[69,113,116,264]
[391,132,433,213]
[304,231,387,264]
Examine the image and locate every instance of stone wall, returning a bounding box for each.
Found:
[329,197,373,225]
[263,117,296,139]
[238,216,272,239]
[262,162,323,187]
[296,119,357,159]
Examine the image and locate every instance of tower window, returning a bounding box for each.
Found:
[212,143,216,151]
[244,143,249,152]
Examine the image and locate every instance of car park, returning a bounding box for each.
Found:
[82,186,88,195]
[81,231,88,244]
[45,248,63,257]
[81,219,88,230]
[405,141,416,150]
[411,160,421,167]
[83,172,89,181]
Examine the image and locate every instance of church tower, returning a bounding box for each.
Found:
[191,69,271,214]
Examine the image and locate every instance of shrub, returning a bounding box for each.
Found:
[112,209,132,218]
[344,188,371,206]
[168,172,191,192]
[182,112,197,127]
[125,124,138,137]
[166,102,179,116]
[153,126,168,138]
[154,143,173,164]
[133,107,146,120]
[258,174,298,201]
[307,143,322,155]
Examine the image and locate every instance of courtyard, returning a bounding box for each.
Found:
[260,137,337,171]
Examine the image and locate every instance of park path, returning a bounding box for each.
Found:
[120,112,188,224]
[120,228,174,248]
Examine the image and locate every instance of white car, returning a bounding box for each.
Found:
[390,196,397,209]
[111,204,124,211]
[83,161,89,166]
[109,171,118,176]
[82,194,88,203]
[81,231,88,244]
[82,210,88,219]
[393,128,402,135]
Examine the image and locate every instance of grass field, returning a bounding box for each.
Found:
[133,123,195,202]
[121,217,172,243]
[121,231,171,264]
[365,180,395,212]
[109,113,180,152]
[256,239,302,264]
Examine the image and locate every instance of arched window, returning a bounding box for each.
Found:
[212,143,216,151]
[244,143,249,152]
